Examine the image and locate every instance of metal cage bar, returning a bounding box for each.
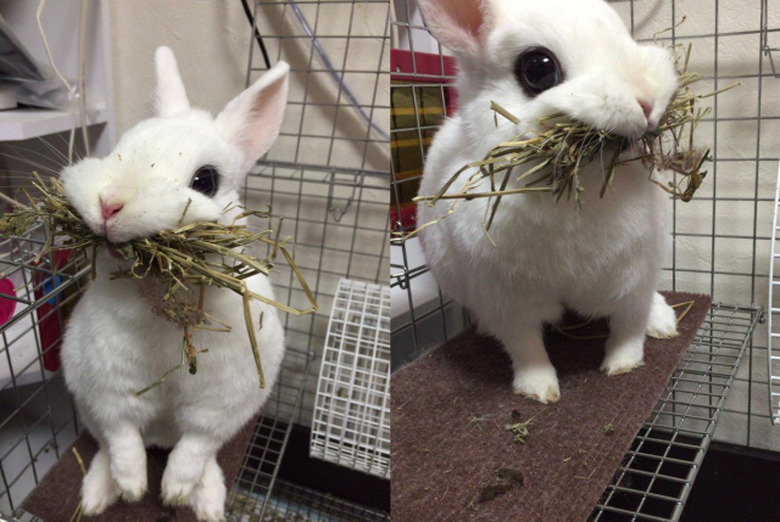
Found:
[228,1,390,518]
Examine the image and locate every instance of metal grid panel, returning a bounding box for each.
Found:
[389,7,460,363]
[234,1,391,518]
[234,162,390,514]
[231,479,390,521]
[247,0,390,172]
[769,161,780,424]
[594,303,760,520]
[616,0,780,452]
[311,278,390,479]
[0,228,87,516]
[243,163,390,426]
[227,348,312,521]
[0,510,40,522]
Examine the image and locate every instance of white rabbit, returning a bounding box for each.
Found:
[416,0,680,404]
[60,46,288,521]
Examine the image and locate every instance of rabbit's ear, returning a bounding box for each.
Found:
[417,0,491,58]
[215,61,290,173]
[154,46,191,117]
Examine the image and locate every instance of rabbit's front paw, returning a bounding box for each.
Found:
[161,460,202,506]
[191,484,226,521]
[81,449,120,515]
[110,452,147,502]
[601,342,644,376]
[190,458,227,522]
[646,292,679,339]
[513,366,560,403]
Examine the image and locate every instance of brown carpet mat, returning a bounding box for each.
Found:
[22,414,258,521]
[391,292,711,521]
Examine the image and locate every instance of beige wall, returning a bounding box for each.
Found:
[108,0,250,135]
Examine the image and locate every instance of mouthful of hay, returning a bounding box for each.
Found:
[413,43,737,235]
[0,175,317,394]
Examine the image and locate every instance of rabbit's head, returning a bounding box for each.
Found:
[62,46,289,244]
[418,0,677,142]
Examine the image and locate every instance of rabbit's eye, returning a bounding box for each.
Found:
[514,47,562,97]
[190,166,219,197]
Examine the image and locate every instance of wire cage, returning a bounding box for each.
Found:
[0,1,390,521]
[769,162,780,425]
[310,278,391,479]
[230,0,392,519]
[0,227,89,516]
[390,0,778,519]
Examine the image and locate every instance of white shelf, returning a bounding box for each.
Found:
[0,106,108,142]
[0,0,115,151]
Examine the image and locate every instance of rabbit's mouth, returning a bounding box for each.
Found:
[104,241,133,261]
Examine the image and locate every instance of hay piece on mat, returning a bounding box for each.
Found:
[391,292,711,521]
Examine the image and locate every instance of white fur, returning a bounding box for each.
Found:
[60,47,289,521]
[416,0,679,403]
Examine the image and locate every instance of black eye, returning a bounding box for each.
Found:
[514,47,563,97]
[190,166,219,197]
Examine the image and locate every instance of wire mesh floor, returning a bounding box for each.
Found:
[229,479,389,522]
[593,303,761,521]
[225,346,312,521]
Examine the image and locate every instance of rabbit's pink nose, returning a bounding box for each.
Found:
[101,201,124,220]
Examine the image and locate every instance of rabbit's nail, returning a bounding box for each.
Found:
[513,369,560,404]
[81,450,120,515]
[601,353,644,376]
[115,475,147,502]
[646,293,679,339]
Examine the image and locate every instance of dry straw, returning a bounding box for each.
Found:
[413,42,737,236]
[0,174,317,393]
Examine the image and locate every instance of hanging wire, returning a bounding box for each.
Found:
[288,1,390,142]
[77,0,91,157]
[35,0,91,162]
[241,0,271,69]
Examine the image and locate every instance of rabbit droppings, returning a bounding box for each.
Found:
[416,0,680,404]
[60,47,288,521]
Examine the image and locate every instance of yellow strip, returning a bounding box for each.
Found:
[391,107,445,116]
[392,137,433,148]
